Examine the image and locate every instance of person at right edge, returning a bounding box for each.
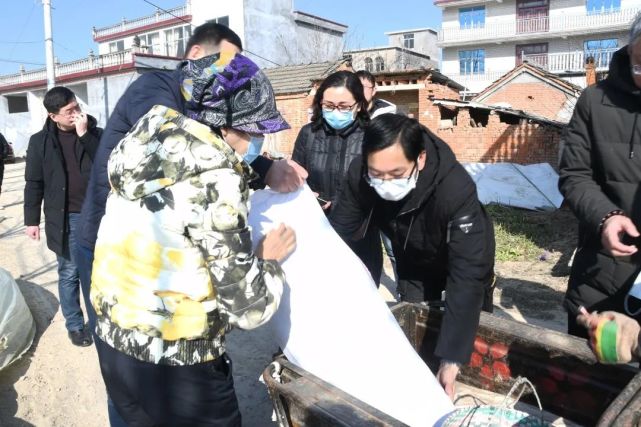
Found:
[330,114,495,399]
[559,13,641,338]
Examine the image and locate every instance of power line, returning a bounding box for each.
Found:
[0,58,45,66]
[54,41,84,57]
[0,40,41,44]
[140,0,282,67]
[8,1,38,61]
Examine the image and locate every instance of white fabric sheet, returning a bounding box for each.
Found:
[249,185,453,426]
[464,162,563,211]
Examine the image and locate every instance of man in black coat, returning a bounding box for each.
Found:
[559,15,641,337]
[330,114,495,399]
[24,86,102,347]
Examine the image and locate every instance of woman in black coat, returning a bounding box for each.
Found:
[292,71,382,284]
[330,114,495,399]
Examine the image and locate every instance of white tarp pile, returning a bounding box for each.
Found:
[0,268,36,370]
[464,162,563,211]
[249,186,454,427]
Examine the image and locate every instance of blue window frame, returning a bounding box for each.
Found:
[584,38,618,67]
[586,0,621,14]
[459,49,485,74]
[459,6,486,28]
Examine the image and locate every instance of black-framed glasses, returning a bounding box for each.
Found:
[632,64,641,76]
[365,162,418,184]
[321,102,357,113]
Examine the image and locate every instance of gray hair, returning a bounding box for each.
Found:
[631,12,641,45]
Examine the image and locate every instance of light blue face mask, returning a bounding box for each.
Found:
[322,109,355,130]
[243,136,264,164]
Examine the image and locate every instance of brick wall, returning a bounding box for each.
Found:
[268,92,314,155]
[482,82,572,122]
[269,81,561,167]
[431,104,562,166]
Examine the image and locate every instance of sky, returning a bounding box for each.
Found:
[0,0,442,75]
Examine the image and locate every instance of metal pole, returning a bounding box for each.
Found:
[43,0,55,89]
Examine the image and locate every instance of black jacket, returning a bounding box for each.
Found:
[292,120,366,204]
[330,127,495,364]
[559,46,641,316]
[24,116,102,256]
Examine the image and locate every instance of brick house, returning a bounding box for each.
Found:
[263,63,465,156]
[427,98,564,166]
[471,62,582,123]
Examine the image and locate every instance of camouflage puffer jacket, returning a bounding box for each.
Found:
[91,105,285,366]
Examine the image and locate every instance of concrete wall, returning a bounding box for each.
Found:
[190,0,245,36]
[293,22,344,64]
[0,91,48,156]
[387,30,439,59]
[244,0,296,68]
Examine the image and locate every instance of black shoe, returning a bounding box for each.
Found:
[68,329,93,347]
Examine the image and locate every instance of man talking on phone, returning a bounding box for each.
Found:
[24,86,102,347]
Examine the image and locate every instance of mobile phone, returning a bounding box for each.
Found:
[317,196,329,205]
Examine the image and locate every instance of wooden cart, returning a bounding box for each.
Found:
[262,303,640,426]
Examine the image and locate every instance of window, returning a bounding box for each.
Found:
[403,33,415,49]
[375,56,385,72]
[459,6,485,29]
[516,0,549,33]
[459,49,485,74]
[516,42,548,66]
[108,40,125,53]
[586,0,621,14]
[364,57,373,72]
[139,32,160,54]
[165,25,191,57]
[584,38,618,68]
[208,15,229,27]
[6,95,28,114]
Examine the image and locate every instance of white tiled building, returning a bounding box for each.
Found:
[436,0,641,94]
[0,0,347,154]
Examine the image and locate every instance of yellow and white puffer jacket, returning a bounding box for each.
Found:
[91,105,284,366]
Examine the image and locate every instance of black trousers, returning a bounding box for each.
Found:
[95,338,241,427]
[0,160,4,195]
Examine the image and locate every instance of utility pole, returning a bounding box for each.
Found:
[43,0,55,89]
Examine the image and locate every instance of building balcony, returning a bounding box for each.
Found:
[0,50,134,90]
[522,48,618,73]
[437,7,638,47]
[93,4,190,42]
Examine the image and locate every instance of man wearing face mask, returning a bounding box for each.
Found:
[90,52,296,426]
[330,114,495,400]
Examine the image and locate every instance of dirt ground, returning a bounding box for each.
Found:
[0,160,576,426]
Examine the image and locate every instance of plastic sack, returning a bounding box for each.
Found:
[0,267,36,370]
[248,185,454,427]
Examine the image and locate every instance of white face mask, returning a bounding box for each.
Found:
[368,166,418,201]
